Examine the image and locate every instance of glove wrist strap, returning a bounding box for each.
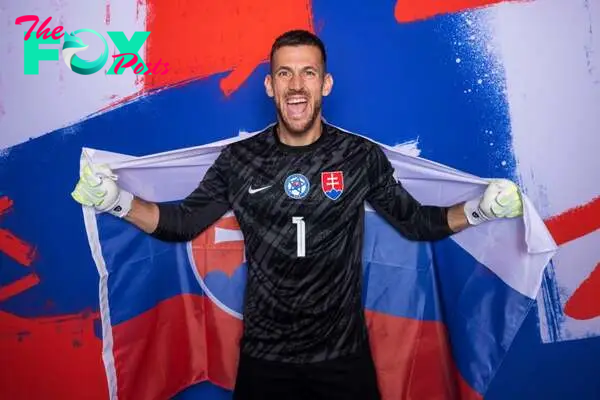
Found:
[464,197,486,226]
[107,190,134,218]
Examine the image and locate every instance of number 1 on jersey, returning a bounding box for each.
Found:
[292,216,306,257]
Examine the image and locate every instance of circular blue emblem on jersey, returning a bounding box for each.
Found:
[284,173,310,199]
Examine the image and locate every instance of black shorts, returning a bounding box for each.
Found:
[232,347,381,400]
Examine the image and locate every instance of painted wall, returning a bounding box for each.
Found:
[1,0,598,399]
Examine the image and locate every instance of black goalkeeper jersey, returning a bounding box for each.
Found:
[151,121,454,363]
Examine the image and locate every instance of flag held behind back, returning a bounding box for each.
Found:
[80,124,557,400]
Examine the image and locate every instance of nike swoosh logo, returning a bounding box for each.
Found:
[248,185,272,194]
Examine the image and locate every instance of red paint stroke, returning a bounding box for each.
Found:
[0,196,13,215]
[0,310,107,399]
[565,262,600,320]
[394,0,531,23]
[366,311,482,400]
[0,196,37,266]
[0,273,40,301]
[0,229,37,267]
[191,215,244,278]
[143,0,314,96]
[545,196,600,246]
[542,196,600,320]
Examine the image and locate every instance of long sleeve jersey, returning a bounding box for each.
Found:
[151,122,454,363]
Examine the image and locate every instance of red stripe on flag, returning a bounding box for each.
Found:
[366,310,482,400]
[394,0,532,23]
[204,297,243,389]
[143,0,315,95]
[112,294,211,400]
[112,295,242,399]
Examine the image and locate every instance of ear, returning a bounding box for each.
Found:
[264,74,274,98]
[322,72,333,97]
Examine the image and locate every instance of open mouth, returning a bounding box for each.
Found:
[285,96,308,119]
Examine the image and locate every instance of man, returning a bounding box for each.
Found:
[71,30,522,399]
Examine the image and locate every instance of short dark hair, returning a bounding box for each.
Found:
[269,29,327,71]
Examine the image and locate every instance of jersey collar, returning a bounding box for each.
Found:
[272,120,329,154]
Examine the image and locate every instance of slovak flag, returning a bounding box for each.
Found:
[321,171,344,200]
[80,125,557,400]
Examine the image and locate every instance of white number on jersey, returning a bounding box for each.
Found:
[292,216,306,257]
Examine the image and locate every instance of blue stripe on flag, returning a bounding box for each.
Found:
[362,211,534,395]
[97,214,204,326]
[362,211,441,321]
[432,238,535,395]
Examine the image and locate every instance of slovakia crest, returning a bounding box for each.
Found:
[321,171,344,200]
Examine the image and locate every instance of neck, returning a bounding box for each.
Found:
[277,117,323,147]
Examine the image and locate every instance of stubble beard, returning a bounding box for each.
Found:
[275,96,322,136]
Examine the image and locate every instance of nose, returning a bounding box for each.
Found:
[289,73,303,90]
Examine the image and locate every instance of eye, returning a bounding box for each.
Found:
[277,70,290,78]
[304,70,319,79]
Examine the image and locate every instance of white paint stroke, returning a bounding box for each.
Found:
[0,0,147,149]
[393,139,421,157]
[487,0,600,342]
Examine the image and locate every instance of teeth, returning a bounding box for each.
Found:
[287,98,307,104]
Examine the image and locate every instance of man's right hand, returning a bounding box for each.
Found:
[71,163,133,218]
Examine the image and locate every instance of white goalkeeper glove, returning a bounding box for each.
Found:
[71,162,133,218]
[464,179,523,226]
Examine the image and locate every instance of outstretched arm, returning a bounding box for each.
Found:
[364,144,457,241]
[364,144,522,241]
[123,196,159,234]
[447,203,471,232]
[71,147,233,242]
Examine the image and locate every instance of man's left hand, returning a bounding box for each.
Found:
[463,179,523,226]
